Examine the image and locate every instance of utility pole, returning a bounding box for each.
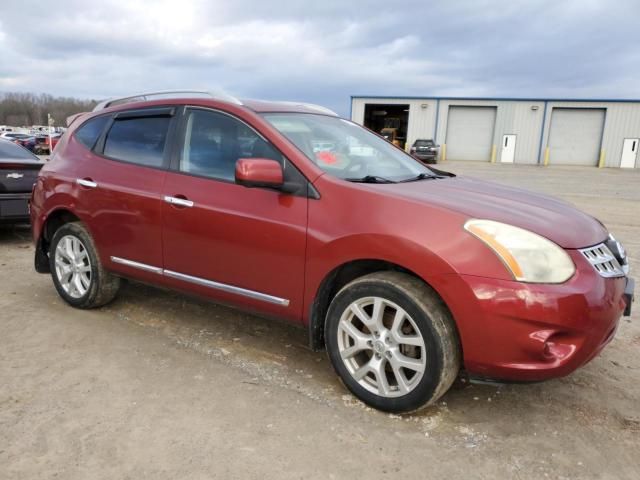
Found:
[47,113,54,155]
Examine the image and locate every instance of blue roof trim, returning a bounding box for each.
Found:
[350,95,640,104]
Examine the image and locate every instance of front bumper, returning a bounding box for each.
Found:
[413,152,437,162]
[436,252,633,382]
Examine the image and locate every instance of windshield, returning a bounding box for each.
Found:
[262,113,433,182]
[415,140,434,146]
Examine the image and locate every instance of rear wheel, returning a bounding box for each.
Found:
[49,222,120,308]
[325,271,460,413]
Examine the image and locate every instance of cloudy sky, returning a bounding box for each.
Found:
[1,0,639,116]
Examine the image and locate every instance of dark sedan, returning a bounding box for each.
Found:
[0,139,43,224]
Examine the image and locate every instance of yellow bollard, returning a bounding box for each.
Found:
[441,144,446,162]
[598,149,605,168]
[490,144,497,163]
[543,147,550,166]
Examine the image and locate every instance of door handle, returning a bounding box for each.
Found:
[164,195,194,208]
[76,178,98,188]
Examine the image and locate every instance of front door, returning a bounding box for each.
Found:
[161,107,308,322]
[620,138,638,168]
[500,134,516,163]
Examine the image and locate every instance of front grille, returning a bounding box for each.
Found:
[580,243,626,278]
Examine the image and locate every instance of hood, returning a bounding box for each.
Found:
[381,176,607,249]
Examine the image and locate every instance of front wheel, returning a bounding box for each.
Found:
[49,222,120,309]
[325,272,460,413]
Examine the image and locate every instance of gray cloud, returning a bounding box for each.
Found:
[1,0,639,116]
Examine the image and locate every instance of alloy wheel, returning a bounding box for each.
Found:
[337,296,427,398]
[54,235,92,299]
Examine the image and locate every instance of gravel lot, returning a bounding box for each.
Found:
[1,161,639,479]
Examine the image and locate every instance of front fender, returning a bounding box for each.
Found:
[302,233,458,328]
[309,233,457,284]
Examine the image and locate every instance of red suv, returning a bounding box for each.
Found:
[30,91,634,412]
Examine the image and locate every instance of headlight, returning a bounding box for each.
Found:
[464,219,575,283]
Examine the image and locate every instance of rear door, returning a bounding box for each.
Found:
[72,107,177,279]
[160,107,308,322]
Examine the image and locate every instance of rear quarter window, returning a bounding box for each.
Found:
[0,140,39,160]
[74,115,110,150]
[103,116,171,168]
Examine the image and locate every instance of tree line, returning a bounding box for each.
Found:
[0,92,98,127]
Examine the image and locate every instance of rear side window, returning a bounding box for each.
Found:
[103,116,171,168]
[75,116,109,150]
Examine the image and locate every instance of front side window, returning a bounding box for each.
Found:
[262,113,432,182]
[103,116,171,167]
[180,108,282,181]
[74,115,110,150]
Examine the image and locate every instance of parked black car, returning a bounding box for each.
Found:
[410,139,439,164]
[0,139,43,224]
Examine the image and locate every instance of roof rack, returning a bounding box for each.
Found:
[277,102,339,116]
[92,89,243,111]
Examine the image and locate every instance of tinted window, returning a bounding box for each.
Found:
[180,109,282,181]
[0,140,39,160]
[415,140,434,146]
[75,116,109,150]
[104,116,171,167]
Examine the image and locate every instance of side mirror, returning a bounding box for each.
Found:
[235,158,284,189]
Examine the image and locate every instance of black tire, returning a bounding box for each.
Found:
[49,222,120,308]
[325,271,460,413]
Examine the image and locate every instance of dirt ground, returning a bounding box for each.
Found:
[1,161,639,479]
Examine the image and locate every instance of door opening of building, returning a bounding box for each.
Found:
[363,104,409,149]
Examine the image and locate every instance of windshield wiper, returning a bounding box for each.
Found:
[399,172,440,183]
[344,175,397,184]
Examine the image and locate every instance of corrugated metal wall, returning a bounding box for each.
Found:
[351,97,640,168]
[539,101,640,168]
[435,99,544,164]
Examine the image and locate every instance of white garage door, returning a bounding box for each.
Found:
[445,106,497,161]
[547,108,605,166]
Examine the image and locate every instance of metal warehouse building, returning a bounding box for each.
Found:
[350,96,640,168]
